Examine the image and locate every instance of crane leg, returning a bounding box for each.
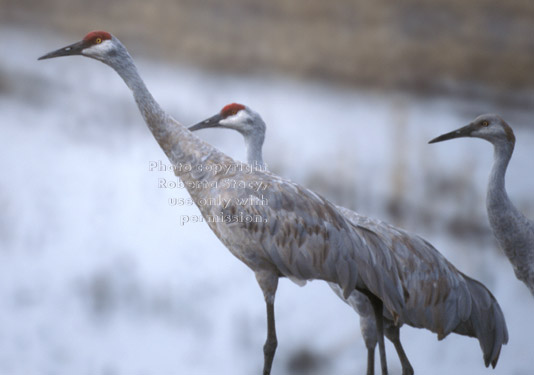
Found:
[384,323,413,375]
[263,301,278,375]
[255,270,279,375]
[366,346,375,375]
[368,295,388,375]
[359,316,377,375]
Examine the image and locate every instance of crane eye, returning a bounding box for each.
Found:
[481,120,489,127]
[95,37,102,44]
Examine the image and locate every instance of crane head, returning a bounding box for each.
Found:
[189,103,265,137]
[38,31,115,61]
[428,114,515,145]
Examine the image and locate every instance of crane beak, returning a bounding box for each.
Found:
[188,114,223,132]
[428,123,474,144]
[38,40,87,60]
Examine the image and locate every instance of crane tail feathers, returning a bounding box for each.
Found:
[454,276,508,368]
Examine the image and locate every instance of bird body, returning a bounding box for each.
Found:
[430,114,534,296]
[346,210,507,367]
[190,105,509,371]
[39,32,409,374]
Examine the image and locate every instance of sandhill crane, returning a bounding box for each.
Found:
[430,114,534,296]
[38,31,411,375]
[190,104,510,373]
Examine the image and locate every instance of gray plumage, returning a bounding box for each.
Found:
[430,114,534,296]
[190,105,509,371]
[190,105,412,374]
[38,32,411,375]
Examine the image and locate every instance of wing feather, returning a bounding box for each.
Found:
[202,174,406,316]
[335,205,507,365]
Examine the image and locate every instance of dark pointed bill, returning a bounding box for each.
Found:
[188,113,223,132]
[428,124,474,144]
[38,40,87,60]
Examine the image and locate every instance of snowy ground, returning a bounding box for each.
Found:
[1,26,534,375]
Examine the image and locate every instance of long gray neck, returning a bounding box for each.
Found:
[245,133,265,169]
[103,42,230,181]
[106,46,169,142]
[486,140,515,222]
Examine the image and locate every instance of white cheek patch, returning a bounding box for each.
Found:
[492,128,508,139]
[473,125,505,140]
[82,39,114,58]
[220,110,251,127]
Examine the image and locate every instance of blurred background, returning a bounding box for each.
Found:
[1,1,534,374]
